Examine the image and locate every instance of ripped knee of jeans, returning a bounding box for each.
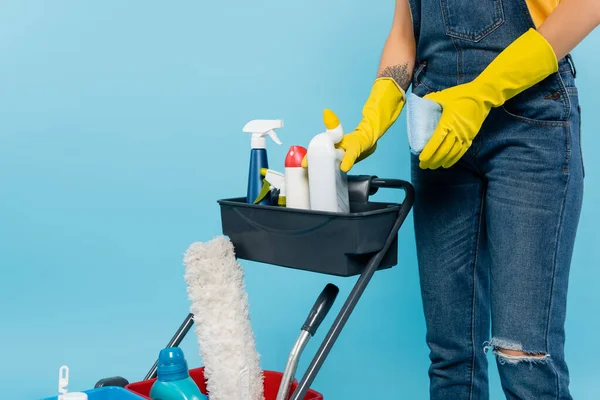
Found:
[483,338,551,365]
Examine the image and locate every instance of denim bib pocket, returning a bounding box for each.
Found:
[441,0,504,42]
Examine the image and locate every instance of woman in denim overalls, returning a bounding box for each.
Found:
[330,0,600,398]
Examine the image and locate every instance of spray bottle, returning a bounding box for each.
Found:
[285,146,310,210]
[243,119,283,205]
[254,168,286,206]
[57,365,88,400]
[306,109,350,213]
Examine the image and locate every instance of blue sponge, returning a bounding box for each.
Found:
[406,93,442,155]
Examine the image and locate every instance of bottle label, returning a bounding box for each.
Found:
[335,161,350,213]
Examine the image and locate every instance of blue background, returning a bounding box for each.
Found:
[0,1,598,399]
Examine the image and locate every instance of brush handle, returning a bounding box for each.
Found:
[144,313,195,381]
[302,283,339,336]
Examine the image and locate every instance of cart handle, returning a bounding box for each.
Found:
[290,178,415,400]
[347,175,415,206]
[371,177,412,191]
[370,178,415,207]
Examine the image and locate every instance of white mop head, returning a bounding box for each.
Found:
[184,236,265,400]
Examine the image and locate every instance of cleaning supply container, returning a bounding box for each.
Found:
[125,367,323,400]
[218,175,410,276]
[218,174,414,399]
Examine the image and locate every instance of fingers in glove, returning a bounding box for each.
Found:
[442,145,469,169]
[356,143,377,163]
[340,149,358,172]
[426,134,457,170]
[440,140,463,168]
[419,124,450,167]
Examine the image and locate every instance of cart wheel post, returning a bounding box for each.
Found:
[289,179,415,400]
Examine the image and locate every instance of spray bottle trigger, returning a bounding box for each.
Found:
[253,179,272,204]
[268,129,283,145]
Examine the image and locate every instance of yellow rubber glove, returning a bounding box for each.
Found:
[301,77,406,172]
[419,28,558,170]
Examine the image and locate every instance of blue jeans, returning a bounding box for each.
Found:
[410,61,584,399]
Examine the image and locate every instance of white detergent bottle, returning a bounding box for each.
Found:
[306,109,350,213]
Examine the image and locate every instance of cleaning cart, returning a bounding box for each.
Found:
[217,174,414,399]
[93,174,413,399]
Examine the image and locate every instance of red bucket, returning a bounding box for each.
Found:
[125,367,323,400]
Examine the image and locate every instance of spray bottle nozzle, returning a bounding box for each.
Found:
[243,119,284,149]
[254,169,285,206]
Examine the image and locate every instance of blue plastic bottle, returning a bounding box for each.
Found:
[247,148,271,205]
[242,119,284,205]
[149,347,207,400]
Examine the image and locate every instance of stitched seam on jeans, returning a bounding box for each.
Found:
[549,357,561,400]
[563,123,571,173]
[565,87,578,95]
[555,72,571,121]
[499,106,569,127]
[547,170,569,399]
[451,36,462,85]
[578,105,584,178]
[417,79,438,94]
[469,184,486,400]
[440,0,504,42]
[420,63,461,77]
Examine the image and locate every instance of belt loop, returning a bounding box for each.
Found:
[566,54,577,78]
[412,61,427,86]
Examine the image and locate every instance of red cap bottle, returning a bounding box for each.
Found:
[284,146,310,209]
[285,146,308,168]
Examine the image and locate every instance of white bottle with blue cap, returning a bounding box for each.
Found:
[149,347,207,400]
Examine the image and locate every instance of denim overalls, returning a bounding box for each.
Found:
[407,0,583,399]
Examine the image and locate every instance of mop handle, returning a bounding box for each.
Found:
[276,284,339,400]
[302,284,339,335]
[144,313,195,381]
[290,179,415,400]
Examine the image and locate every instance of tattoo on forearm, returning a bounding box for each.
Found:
[378,63,411,91]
